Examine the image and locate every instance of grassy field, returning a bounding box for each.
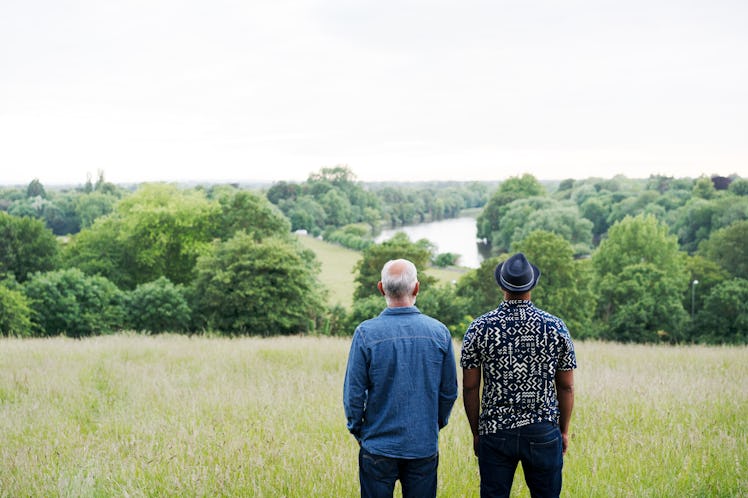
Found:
[1,335,746,497]
[295,233,469,310]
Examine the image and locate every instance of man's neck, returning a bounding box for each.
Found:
[386,298,416,308]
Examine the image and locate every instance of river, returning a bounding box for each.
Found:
[374,216,490,268]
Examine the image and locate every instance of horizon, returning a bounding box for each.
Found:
[1,170,741,190]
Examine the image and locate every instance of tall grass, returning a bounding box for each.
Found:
[1,335,745,497]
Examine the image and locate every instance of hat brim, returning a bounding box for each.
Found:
[494,261,541,292]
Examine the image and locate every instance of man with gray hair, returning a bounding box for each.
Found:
[344,259,458,498]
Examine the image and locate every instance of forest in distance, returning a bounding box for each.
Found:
[1,166,747,344]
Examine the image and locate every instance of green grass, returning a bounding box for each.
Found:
[296,233,469,310]
[296,234,361,309]
[1,335,746,497]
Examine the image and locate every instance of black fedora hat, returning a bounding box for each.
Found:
[494,253,541,292]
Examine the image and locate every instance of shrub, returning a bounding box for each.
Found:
[693,278,748,344]
[0,284,33,336]
[191,233,326,335]
[126,277,191,333]
[23,269,124,337]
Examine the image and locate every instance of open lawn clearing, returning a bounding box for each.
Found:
[296,233,469,311]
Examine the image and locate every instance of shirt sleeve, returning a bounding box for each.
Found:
[343,328,368,439]
[460,321,481,369]
[557,325,577,371]
[438,331,459,429]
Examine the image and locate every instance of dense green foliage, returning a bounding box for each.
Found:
[23,268,125,337]
[126,277,192,333]
[1,170,746,343]
[191,233,325,335]
[0,283,33,336]
[514,231,595,338]
[0,212,60,282]
[352,232,435,300]
[266,165,490,248]
[64,184,219,289]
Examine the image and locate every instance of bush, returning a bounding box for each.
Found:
[0,284,33,336]
[126,277,191,333]
[416,283,471,337]
[23,269,124,337]
[191,233,326,335]
[692,278,748,344]
[432,252,459,267]
[343,295,385,334]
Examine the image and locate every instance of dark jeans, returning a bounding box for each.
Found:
[478,422,563,498]
[358,447,439,498]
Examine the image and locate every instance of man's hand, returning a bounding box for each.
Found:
[473,434,480,457]
[561,432,569,455]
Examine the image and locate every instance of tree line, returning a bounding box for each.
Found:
[1,168,746,344]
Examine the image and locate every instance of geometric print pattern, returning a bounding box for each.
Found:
[460,300,577,434]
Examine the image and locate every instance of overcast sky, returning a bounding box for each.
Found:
[2,0,747,185]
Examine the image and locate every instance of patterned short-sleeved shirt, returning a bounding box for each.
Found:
[460,300,577,434]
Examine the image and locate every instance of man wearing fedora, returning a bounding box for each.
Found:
[461,253,576,498]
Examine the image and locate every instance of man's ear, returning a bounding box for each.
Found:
[413,281,420,296]
[377,281,385,296]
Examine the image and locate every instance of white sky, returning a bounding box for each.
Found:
[1,0,747,185]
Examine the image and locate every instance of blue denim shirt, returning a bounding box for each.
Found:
[343,306,458,459]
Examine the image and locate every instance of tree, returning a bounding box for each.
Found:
[513,231,595,338]
[286,196,327,234]
[592,214,689,342]
[65,184,219,289]
[266,181,301,205]
[320,189,354,227]
[698,220,748,279]
[191,233,325,335]
[415,282,470,337]
[353,232,435,300]
[454,255,504,318]
[477,174,546,242]
[684,254,730,316]
[26,179,47,199]
[75,191,117,229]
[0,212,60,283]
[672,198,718,253]
[580,196,612,244]
[597,263,689,342]
[495,198,593,255]
[125,277,191,333]
[692,176,716,199]
[692,278,748,344]
[214,188,291,241]
[728,178,748,196]
[23,268,125,337]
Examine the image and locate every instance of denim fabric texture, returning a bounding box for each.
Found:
[343,306,458,459]
[478,422,563,498]
[359,447,438,498]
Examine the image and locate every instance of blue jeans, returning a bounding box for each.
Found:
[478,422,563,498]
[358,447,438,498]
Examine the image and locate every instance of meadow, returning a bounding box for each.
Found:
[295,233,468,309]
[1,334,746,497]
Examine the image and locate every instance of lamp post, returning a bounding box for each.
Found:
[691,279,699,319]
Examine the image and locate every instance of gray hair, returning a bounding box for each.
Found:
[381,259,418,298]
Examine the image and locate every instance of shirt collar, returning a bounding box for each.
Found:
[381,306,421,315]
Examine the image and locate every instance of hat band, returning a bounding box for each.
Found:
[499,268,534,291]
